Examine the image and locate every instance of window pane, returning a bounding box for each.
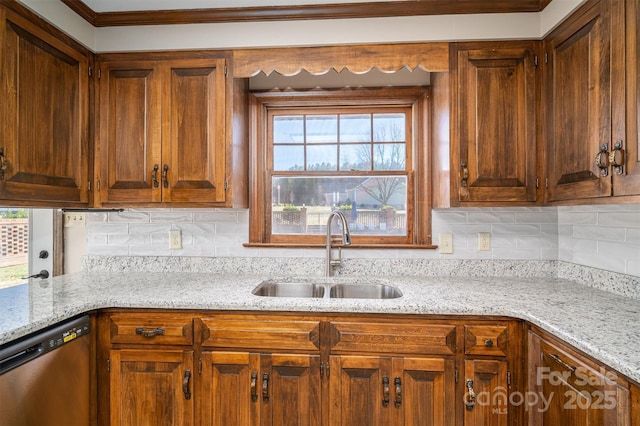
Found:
[271,176,407,236]
[274,145,304,171]
[306,115,337,143]
[0,208,29,289]
[307,145,337,170]
[373,143,406,170]
[340,114,371,142]
[340,144,371,171]
[373,113,405,142]
[274,116,304,143]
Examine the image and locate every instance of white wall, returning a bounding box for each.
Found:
[74,204,639,277]
[17,0,582,52]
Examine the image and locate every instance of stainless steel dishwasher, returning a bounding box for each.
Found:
[0,315,91,426]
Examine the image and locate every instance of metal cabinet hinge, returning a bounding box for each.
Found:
[536,177,539,189]
[97,180,101,191]
[88,181,91,191]
[507,371,512,386]
[107,358,111,372]
[544,53,549,64]
[98,69,101,79]
[224,65,228,77]
[454,367,458,383]
[545,177,549,188]
[88,67,92,77]
[224,179,229,191]
[534,56,538,67]
[198,358,202,374]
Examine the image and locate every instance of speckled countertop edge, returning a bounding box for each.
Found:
[1,270,639,384]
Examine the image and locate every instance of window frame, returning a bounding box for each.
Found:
[247,87,434,248]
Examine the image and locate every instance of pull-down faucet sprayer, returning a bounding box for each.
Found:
[326,210,351,277]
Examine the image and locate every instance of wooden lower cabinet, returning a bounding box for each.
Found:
[109,349,195,426]
[328,355,456,426]
[199,351,321,426]
[528,330,630,426]
[100,312,636,426]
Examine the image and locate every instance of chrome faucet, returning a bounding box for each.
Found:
[326,209,351,277]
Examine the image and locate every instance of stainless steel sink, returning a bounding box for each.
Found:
[251,281,325,298]
[252,280,402,300]
[329,283,403,299]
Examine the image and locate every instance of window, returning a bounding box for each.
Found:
[248,87,433,247]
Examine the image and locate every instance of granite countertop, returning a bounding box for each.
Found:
[1,271,639,384]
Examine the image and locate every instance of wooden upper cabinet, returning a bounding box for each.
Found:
[0,5,90,206]
[450,41,539,205]
[544,0,625,202]
[611,0,640,196]
[95,55,231,206]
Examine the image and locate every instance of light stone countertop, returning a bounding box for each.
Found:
[1,271,639,384]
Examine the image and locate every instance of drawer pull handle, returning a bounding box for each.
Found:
[394,377,402,408]
[465,379,476,410]
[547,353,576,372]
[382,376,390,407]
[262,373,270,402]
[182,370,191,400]
[485,339,494,348]
[135,327,165,337]
[251,371,258,402]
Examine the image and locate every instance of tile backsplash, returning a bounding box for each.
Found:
[85,204,639,277]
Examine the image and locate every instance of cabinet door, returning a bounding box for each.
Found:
[452,42,538,204]
[611,0,640,195]
[528,331,630,426]
[329,355,455,426]
[162,58,227,203]
[463,359,509,426]
[0,7,89,205]
[262,354,322,426]
[109,349,194,426]
[329,355,391,426]
[200,351,260,426]
[545,0,613,202]
[96,60,162,204]
[395,357,456,426]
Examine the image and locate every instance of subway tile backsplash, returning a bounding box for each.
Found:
[86,204,640,277]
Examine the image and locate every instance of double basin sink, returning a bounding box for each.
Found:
[252,279,402,300]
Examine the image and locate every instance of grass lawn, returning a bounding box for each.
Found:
[0,264,28,289]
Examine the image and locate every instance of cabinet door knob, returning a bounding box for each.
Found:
[0,147,8,180]
[485,339,494,348]
[465,379,476,410]
[461,161,469,187]
[394,377,402,408]
[382,376,390,407]
[162,164,169,188]
[609,140,625,175]
[152,164,160,188]
[250,371,258,402]
[594,143,610,177]
[182,370,191,400]
[262,373,270,402]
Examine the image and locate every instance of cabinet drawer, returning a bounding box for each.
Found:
[464,325,508,356]
[329,321,456,355]
[199,317,321,352]
[109,313,194,345]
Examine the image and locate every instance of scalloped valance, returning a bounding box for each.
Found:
[232,42,449,78]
